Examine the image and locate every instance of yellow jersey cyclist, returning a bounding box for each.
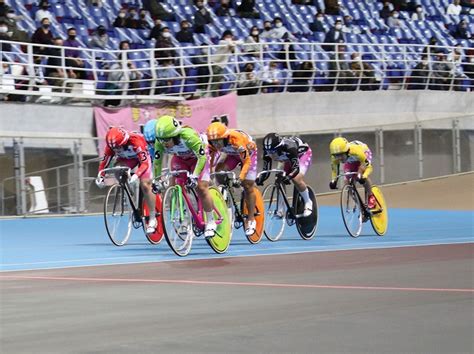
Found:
[206,122,258,237]
[329,137,376,209]
[150,115,217,238]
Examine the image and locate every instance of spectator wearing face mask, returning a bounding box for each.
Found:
[408,55,430,90]
[269,17,296,41]
[126,8,139,29]
[63,27,86,79]
[137,9,152,29]
[261,61,283,93]
[154,27,176,65]
[237,62,259,95]
[310,12,326,33]
[149,19,163,40]
[452,19,472,39]
[342,15,360,34]
[260,21,273,39]
[446,0,462,15]
[216,0,235,17]
[31,17,54,55]
[411,5,426,20]
[237,0,259,19]
[387,10,401,28]
[90,25,109,49]
[380,1,394,19]
[35,1,54,23]
[244,26,267,57]
[323,19,345,52]
[176,20,194,43]
[113,8,128,28]
[193,1,213,34]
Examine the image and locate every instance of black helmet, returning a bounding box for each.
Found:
[263,133,282,152]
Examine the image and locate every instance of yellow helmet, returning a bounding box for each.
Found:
[329,137,349,155]
[206,122,229,140]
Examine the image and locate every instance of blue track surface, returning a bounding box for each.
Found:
[1,206,472,271]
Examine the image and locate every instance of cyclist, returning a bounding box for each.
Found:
[206,122,258,236]
[151,115,217,238]
[96,126,157,234]
[329,137,376,209]
[255,133,313,217]
[143,118,157,158]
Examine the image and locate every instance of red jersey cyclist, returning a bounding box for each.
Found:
[206,122,258,236]
[329,137,376,209]
[95,126,157,234]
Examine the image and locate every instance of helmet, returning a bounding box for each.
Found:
[329,137,349,155]
[155,115,181,139]
[263,133,282,151]
[143,119,157,143]
[106,127,129,149]
[206,122,229,140]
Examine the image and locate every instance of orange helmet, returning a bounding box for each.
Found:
[206,122,229,140]
[106,127,129,148]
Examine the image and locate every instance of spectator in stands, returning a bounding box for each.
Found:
[193,1,213,34]
[154,27,177,65]
[237,0,259,19]
[328,44,355,91]
[89,25,109,49]
[449,44,468,89]
[64,27,86,80]
[411,5,426,20]
[216,0,235,17]
[31,18,54,55]
[0,20,11,52]
[342,15,361,34]
[323,19,345,52]
[380,1,394,19]
[408,55,430,90]
[310,12,326,33]
[237,62,259,95]
[176,20,194,44]
[126,8,139,29]
[452,19,472,39]
[5,9,30,43]
[143,0,175,21]
[387,10,401,28]
[430,52,452,90]
[149,19,163,40]
[268,17,296,41]
[35,1,54,23]
[193,44,211,94]
[210,30,240,96]
[113,8,128,28]
[0,0,11,18]
[137,9,152,30]
[261,61,283,93]
[463,49,474,83]
[244,26,266,57]
[260,21,273,39]
[155,59,180,94]
[288,61,314,92]
[325,0,342,15]
[45,37,77,90]
[423,36,441,56]
[350,52,376,90]
[446,0,462,15]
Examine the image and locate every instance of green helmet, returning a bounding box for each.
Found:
[155,115,181,138]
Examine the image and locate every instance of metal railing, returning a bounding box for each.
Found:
[1,39,472,104]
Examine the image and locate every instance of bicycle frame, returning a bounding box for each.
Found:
[337,172,379,218]
[210,171,245,226]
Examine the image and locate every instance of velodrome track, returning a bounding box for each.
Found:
[1,173,473,353]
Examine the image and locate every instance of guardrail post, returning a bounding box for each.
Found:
[415,123,423,179]
[74,140,86,212]
[13,138,27,215]
[452,119,461,173]
[376,128,385,184]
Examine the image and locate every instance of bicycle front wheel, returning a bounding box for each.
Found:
[104,184,133,246]
[262,184,286,242]
[340,184,363,238]
[370,186,388,236]
[206,186,232,254]
[162,185,193,257]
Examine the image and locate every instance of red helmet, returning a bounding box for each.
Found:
[106,127,129,148]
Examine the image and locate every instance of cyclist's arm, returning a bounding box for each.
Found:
[133,144,151,178]
[183,130,207,176]
[259,152,272,182]
[238,145,252,180]
[352,147,372,178]
[153,141,165,177]
[330,155,340,180]
[98,145,114,175]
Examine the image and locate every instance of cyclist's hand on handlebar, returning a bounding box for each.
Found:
[152,180,164,194]
[232,178,241,188]
[329,180,338,190]
[95,175,106,189]
[187,175,199,189]
[255,176,264,186]
[281,175,291,185]
[129,174,139,185]
[357,174,366,185]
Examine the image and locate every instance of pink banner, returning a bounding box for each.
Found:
[94,93,237,154]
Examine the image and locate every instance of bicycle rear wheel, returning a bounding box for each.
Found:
[262,183,286,242]
[370,186,388,236]
[142,193,164,244]
[340,184,363,237]
[206,186,232,254]
[295,186,318,240]
[104,184,133,246]
[162,185,193,257]
[241,187,265,244]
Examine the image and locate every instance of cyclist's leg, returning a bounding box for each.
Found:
[358,148,374,205]
[242,151,258,234]
[291,149,313,214]
[137,162,157,232]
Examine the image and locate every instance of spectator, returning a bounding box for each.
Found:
[328,45,355,91]
[210,30,240,96]
[137,9,152,29]
[261,61,283,93]
[387,10,401,28]
[411,5,426,20]
[45,37,77,90]
[350,52,376,90]
[268,17,296,41]
[309,12,326,33]
[342,15,361,34]
[35,1,54,23]
[176,20,194,44]
[104,56,142,105]
[5,9,29,43]
[143,0,175,21]
[125,8,139,29]
[423,36,441,56]
[380,1,394,19]
[236,62,259,95]
[193,44,211,94]
[237,0,259,19]
[323,19,345,52]
[446,0,462,15]
[31,17,54,55]
[430,52,452,90]
[448,44,468,90]
[216,0,235,17]
[408,55,430,90]
[260,21,273,39]
[154,27,177,65]
[149,19,163,40]
[113,8,128,28]
[452,19,471,39]
[288,61,314,92]
[193,1,213,34]
[0,20,11,52]
[89,25,109,49]
[63,27,85,79]
[244,26,266,57]
[324,0,342,15]
[0,0,11,18]
[155,59,181,94]
[463,50,474,83]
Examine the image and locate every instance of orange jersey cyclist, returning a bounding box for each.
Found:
[206,122,258,237]
[96,126,157,234]
[329,137,376,209]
